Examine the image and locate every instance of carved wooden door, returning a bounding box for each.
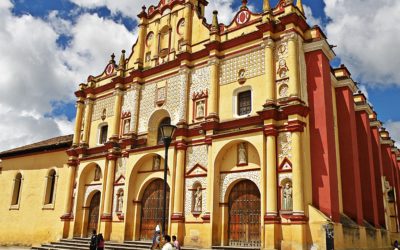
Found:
[140,179,170,240]
[87,192,100,236]
[228,180,261,247]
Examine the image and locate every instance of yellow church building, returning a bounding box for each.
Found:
[1,0,400,249]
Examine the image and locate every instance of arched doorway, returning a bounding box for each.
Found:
[140,179,170,240]
[86,192,101,236]
[228,180,261,247]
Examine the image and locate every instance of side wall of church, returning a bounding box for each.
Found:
[0,150,69,246]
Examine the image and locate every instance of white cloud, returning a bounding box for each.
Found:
[69,0,239,26]
[69,0,156,20]
[324,0,400,87]
[303,5,322,28]
[0,1,135,151]
[385,121,400,148]
[205,0,237,25]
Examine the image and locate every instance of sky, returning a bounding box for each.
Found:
[0,0,399,151]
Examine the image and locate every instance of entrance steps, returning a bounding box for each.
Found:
[31,237,198,250]
[211,246,260,250]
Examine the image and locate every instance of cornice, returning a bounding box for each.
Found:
[303,39,335,61]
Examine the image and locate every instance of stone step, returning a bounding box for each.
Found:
[33,238,201,250]
[212,246,261,250]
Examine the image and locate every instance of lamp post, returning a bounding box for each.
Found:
[160,124,177,236]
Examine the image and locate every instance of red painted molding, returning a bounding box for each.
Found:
[60,213,74,221]
[171,213,185,222]
[100,214,113,221]
[264,214,281,224]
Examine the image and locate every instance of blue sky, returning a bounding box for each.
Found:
[0,0,399,150]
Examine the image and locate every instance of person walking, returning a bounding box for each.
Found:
[97,233,105,250]
[151,225,161,249]
[89,230,97,250]
[172,235,180,250]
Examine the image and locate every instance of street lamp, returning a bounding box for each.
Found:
[160,124,176,236]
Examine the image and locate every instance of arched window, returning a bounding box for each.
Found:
[11,173,22,206]
[44,170,57,205]
[157,117,171,145]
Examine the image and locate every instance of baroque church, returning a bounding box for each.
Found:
[1,0,400,249]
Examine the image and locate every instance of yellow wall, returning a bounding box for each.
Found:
[0,149,69,247]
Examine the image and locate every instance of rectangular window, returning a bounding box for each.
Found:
[238,91,251,116]
[99,125,108,144]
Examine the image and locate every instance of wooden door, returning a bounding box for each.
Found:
[87,192,101,236]
[140,179,170,240]
[228,180,261,247]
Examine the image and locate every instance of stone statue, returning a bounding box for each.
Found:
[124,119,130,134]
[194,186,202,212]
[153,156,161,170]
[196,101,205,118]
[94,166,101,181]
[282,182,293,210]
[117,191,124,212]
[238,143,247,165]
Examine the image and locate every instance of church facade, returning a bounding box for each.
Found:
[1,0,400,249]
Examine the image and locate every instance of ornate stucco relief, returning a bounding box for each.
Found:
[219,170,261,202]
[186,145,208,172]
[138,73,187,133]
[138,82,157,133]
[219,49,265,86]
[190,66,211,96]
[185,177,207,216]
[122,85,140,132]
[92,95,115,121]
[276,40,290,98]
[278,132,293,164]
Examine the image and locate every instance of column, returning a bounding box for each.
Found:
[178,67,190,123]
[287,34,300,97]
[110,85,124,141]
[208,59,219,119]
[291,130,307,250]
[61,160,78,238]
[129,83,141,136]
[100,153,118,239]
[135,18,147,67]
[292,131,304,214]
[171,141,186,242]
[81,96,95,146]
[152,20,160,67]
[72,98,85,147]
[264,38,276,105]
[202,142,214,247]
[264,126,280,249]
[184,2,193,46]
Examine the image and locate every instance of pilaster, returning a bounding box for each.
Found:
[287,33,300,98]
[81,95,95,146]
[171,140,187,243]
[73,98,85,147]
[207,58,220,121]
[263,38,276,106]
[110,85,124,141]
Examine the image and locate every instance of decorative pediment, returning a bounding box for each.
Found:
[222,2,261,32]
[115,175,125,184]
[186,163,207,176]
[279,157,292,172]
[147,0,185,18]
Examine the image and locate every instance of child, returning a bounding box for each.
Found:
[172,235,180,250]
